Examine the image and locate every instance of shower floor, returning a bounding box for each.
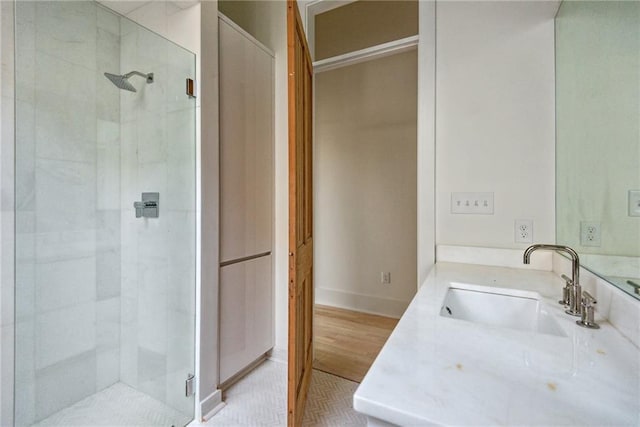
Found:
[32,382,192,427]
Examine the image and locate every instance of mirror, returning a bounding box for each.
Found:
[555,1,640,299]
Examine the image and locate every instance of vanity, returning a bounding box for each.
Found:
[354,0,640,422]
[353,261,640,426]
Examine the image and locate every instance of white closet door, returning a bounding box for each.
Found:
[219,255,273,384]
[219,19,274,263]
[218,16,275,385]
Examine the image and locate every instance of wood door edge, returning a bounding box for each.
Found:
[287,1,299,425]
[287,1,314,425]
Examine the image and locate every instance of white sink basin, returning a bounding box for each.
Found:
[440,284,566,337]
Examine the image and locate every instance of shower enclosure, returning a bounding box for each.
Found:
[14,2,196,425]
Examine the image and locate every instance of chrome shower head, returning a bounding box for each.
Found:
[104,72,137,92]
[104,71,154,92]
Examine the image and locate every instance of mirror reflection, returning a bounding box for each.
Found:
[555,1,640,299]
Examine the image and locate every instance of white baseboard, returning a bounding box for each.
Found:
[200,389,224,422]
[436,245,553,271]
[315,287,409,319]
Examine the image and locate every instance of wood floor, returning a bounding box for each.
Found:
[313,305,399,383]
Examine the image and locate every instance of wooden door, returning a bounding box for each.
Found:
[287,1,314,426]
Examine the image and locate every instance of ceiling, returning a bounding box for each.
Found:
[97,0,199,17]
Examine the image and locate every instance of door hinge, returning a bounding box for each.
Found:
[185,373,195,397]
[186,78,196,98]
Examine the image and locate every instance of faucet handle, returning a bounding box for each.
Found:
[576,291,599,329]
[582,290,597,305]
[558,274,572,306]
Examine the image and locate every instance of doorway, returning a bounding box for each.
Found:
[310,0,419,385]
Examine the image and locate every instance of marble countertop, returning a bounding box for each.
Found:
[353,262,640,426]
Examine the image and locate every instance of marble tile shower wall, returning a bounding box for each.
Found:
[14,2,122,425]
[118,17,196,418]
[13,2,196,424]
[1,1,16,425]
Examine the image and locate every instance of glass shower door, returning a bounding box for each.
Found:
[14,2,196,425]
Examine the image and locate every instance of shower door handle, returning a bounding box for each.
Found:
[133,192,159,218]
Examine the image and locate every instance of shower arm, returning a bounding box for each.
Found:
[124,71,154,82]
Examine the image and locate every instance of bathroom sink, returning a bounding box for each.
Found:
[440,285,566,337]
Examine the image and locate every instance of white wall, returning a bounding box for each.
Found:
[0,1,15,424]
[257,1,292,360]
[417,1,436,287]
[198,1,221,419]
[435,1,557,250]
[314,51,418,318]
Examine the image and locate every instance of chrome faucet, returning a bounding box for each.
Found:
[523,244,582,317]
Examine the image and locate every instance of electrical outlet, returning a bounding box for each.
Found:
[451,192,494,214]
[515,219,533,243]
[580,221,601,247]
[381,272,391,285]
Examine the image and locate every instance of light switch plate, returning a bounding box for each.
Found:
[451,192,494,214]
[629,190,640,217]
